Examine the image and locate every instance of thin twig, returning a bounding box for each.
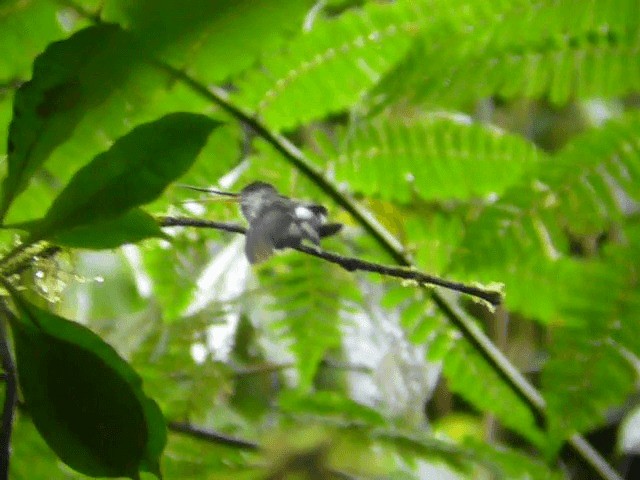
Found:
[167,421,364,479]
[0,302,18,480]
[232,360,372,377]
[159,216,245,234]
[158,216,502,306]
[167,421,259,451]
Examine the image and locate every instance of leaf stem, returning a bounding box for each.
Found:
[0,301,18,480]
[167,421,258,451]
[167,421,362,479]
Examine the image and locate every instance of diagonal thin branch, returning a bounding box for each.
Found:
[159,216,502,306]
[167,421,362,479]
[167,421,259,451]
[35,4,626,479]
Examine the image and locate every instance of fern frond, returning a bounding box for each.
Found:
[542,227,640,438]
[233,0,427,131]
[544,327,636,440]
[326,114,544,203]
[375,0,640,108]
[443,338,546,447]
[452,112,640,318]
[257,254,355,391]
[445,113,640,438]
[429,325,547,447]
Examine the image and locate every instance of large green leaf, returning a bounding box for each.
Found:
[49,208,165,249]
[7,208,166,249]
[23,112,218,243]
[103,0,313,84]
[7,290,166,478]
[0,24,151,221]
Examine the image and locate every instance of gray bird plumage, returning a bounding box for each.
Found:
[238,182,342,264]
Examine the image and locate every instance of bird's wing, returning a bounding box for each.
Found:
[245,206,296,263]
[245,225,275,264]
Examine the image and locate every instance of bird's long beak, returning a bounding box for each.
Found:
[178,184,240,202]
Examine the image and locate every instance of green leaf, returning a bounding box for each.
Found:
[329,114,543,203]
[0,24,151,222]
[51,208,166,249]
[234,0,423,131]
[27,112,219,242]
[103,0,314,84]
[6,290,166,478]
[6,208,166,249]
[374,0,640,108]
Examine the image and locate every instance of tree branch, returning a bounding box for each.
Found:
[0,302,18,480]
[167,421,259,451]
[167,422,362,479]
[158,216,502,306]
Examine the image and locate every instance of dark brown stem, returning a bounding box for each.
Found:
[0,302,18,480]
[167,421,258,451]
[158,216,502,306]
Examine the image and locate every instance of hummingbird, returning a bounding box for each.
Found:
[182,182,343,264]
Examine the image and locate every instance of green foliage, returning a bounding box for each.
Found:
[11,112,219,245]
[6,288,165,479]
[258,255,351,391]
[325,114,543,202]
[0,1,639,479]
[374,0,640,108]
[0,25,147,221]
[453,113,640,316]
[234,0,425,131]
[543,229,640,439]
[102,0,314,85]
